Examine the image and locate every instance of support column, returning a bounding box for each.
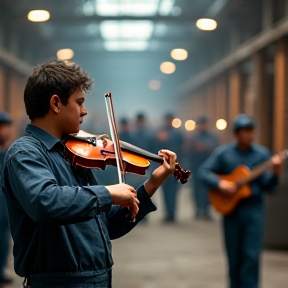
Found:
[262,0,273,31]
[207,82,216,124]
[0,66,5,111]
[252,51,270,146]
[273,39,287,152]
[228,66,242,129]
[216,76,227,120]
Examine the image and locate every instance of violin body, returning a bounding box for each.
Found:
[65,139,150,175]
[63,130,191,184]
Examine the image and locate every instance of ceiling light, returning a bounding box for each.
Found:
[185,120,196,131]
[149,80,161,90]
[171,48,188,61]
[96,0,159,16]
[100,21,154,40]
[103,41,149,51]
[216,119,227,130]
[154,23,167,37]
[171,6,182,16]
[159,0,175,16]
[172,118,181,128]
[57,49,74,60]
[27,10,50,22]
[196,18,217,31]
[160,62,176,74]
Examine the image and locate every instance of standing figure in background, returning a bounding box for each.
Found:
[118,117,133,144]
[0,112,13,286]
[126,113,153,222]
[198,114,283,288]
[188,116,218,220]
[128,113,154,188]
[154,113,184,223]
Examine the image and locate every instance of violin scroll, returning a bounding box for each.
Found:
[174,163,191,184]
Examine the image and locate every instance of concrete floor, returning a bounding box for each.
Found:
[4,186,288,288]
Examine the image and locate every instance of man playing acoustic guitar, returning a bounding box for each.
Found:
[198,114,283,288]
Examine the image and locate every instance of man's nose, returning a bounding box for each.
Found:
[81,106,88,117]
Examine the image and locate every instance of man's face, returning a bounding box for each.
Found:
[198,122,208,132]
[57,89,87,134]
[164,117,172,127]
[235,128,255,147]
[121,123,129,132]
[136,119,145,128]
[0,123,12,146]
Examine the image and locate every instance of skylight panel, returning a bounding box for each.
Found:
[96,0,159,16]
[100,21,154,40]
[103,40,149,51]
[159,0,175,16]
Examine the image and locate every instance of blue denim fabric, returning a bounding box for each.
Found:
[2,124,157,278]
[192,176,210,214]
[162,176,179,220]
[0,190,10,278]
[30,269,112,288]
[0,150,10,278]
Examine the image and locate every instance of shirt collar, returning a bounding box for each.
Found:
[232,141,255,152]
[25,124,63,151]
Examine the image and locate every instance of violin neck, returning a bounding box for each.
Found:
[120,140,163,164]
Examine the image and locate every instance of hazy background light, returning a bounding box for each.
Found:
[216,119,227,130]
[149,80,161,90]
[172,118,182,128]
[27,10,50,22]
[160,61,176,74]
[57,49,74,60]
[171,48,188,61]
[196,18,217,31]
[185,120,196,131]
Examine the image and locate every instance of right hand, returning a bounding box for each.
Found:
[218,180,237,194]
[105,183,140,221]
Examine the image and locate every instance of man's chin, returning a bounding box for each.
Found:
[64,127,80,135]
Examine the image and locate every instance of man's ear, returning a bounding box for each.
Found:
[50,95,61,114]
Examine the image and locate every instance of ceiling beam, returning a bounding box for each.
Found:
[180,15,288,96]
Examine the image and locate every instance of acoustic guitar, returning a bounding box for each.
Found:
[209,150,287,215]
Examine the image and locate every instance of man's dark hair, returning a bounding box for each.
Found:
[24,60,93,120]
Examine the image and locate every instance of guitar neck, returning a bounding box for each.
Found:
[240,149,288,185]
[244,159,273,184]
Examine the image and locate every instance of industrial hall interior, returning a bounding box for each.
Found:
[0,0,287,288]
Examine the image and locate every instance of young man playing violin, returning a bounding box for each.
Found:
[1,60,177,288]
[198,114,283,288]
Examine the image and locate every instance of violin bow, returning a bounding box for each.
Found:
[104,93,126,184]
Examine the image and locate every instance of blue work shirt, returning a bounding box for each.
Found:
[188,131,218,172]
[198,142,278,208]
[1,124,156,277]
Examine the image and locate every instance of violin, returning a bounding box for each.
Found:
[63,130,191,184]
[63,93,191,184]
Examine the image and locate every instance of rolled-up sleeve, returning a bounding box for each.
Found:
[5,150,112,224]
[108,184,157,240]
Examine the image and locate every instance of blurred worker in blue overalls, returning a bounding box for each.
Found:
[198,114,283,288]
[154,113,184,223]
[0,112,13,285]
[119,117,133,144]
[187,115,218,219]
[126,113,154,222]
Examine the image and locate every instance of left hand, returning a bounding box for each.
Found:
[158,149,177,176]
[144,149,177,197]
